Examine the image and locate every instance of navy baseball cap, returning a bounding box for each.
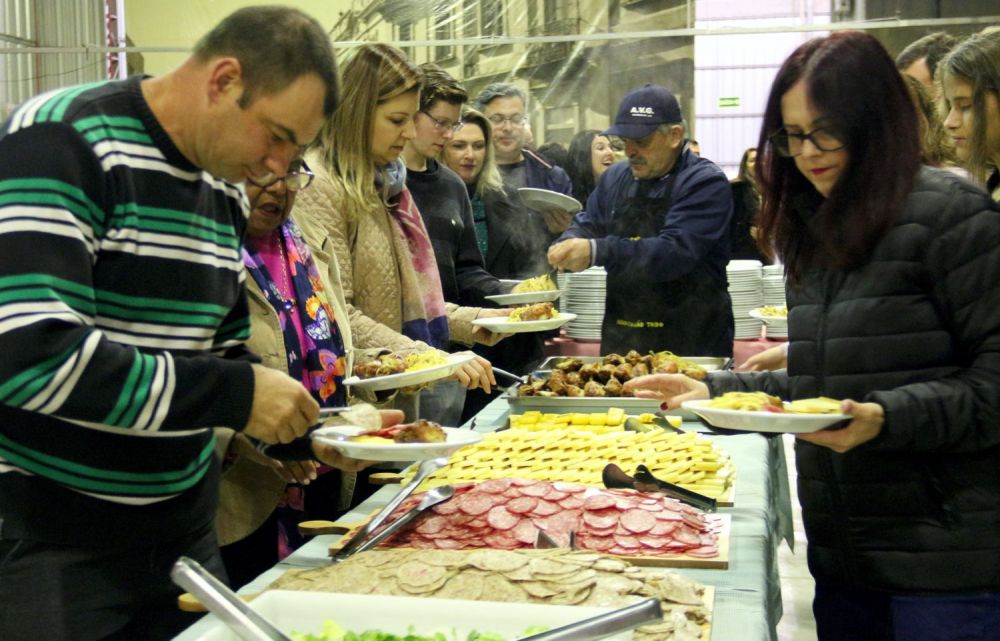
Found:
[603,84,682,139]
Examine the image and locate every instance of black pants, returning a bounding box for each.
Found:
[0,522,223,641]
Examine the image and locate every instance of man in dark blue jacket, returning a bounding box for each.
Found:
[548,84,734,356]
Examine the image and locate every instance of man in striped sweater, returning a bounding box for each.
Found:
[0,7,338,640]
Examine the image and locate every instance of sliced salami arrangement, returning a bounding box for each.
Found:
[350,479,724,564]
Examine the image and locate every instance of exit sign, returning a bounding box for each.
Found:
[718,97,740,108]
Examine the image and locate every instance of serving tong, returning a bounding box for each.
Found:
[172,556,660,641]
[602,463,717,513]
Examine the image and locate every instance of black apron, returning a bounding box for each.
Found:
[602,177,734,357]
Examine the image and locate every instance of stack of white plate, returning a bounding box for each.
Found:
[558,267,606,341]
[727,260,763,339]
[761,264,787,338]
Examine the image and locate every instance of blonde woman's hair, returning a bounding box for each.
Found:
[316,43,423,220]
[458,108,504,198]
[938,31,1000,185]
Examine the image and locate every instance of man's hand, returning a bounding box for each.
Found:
[548,239,591,273]
[245,365,319,444]
[451,352,496,393]
[796,400,884,453]
[472,308,511,347]
[272,459,319,485]
[621,373,710,409]
[540,208,574,235]
[310,409,404,470]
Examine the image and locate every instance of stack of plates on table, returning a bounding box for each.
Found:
[558,267,606,341]
[761,264,787,338]
[727,260,763,339]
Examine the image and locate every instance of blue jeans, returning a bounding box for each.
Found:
[814,581,1000,641]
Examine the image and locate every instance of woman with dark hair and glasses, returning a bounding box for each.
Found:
[217,159,405,588]
[624,31,1000,641]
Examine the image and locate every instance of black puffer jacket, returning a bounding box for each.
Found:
[710,167,1000,593]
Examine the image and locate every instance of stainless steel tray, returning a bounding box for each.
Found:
[503,355,730,417]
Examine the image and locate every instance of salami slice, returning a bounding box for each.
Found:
[415,515,447,535]
[506,496,539,514]
[509,478,537,486]
[685,545,719,558]
[613,534,641,548]
[553,481,587,493]
[512,518,539,544]
[486,505,520,530]
[544,489,568,502]
[621,509,656,534]
[433,538,465,549]
[583,495,616,511]
[636,502,662,511]
[457,492,493,515]
[582,511,618,530]
[653,509,684,521]
[478,478,513,494]
[639,536,667,548]
[558,496,585,510]
[483,532,521,549]
[519,483,551,497]
[650,520,678,536]
[432,500,460,515]
[529,499,560,516]
[578,534,615,551]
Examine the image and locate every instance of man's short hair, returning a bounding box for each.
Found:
[895,32,960,78]
[194,6,338,116]
[473,82,527,112]
[418,63,467,112]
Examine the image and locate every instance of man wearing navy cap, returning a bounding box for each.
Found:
[548,84,734,356]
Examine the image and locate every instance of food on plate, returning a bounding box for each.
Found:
[352,352,447,379]
[756,305,788,317]
[291,620,515,641]
[508,302,556,322]
[271,548,710,641]
[351,480,720,561]
[707,392,844,415]
[517,351,707,398]
[511,274,557,293]
[350,419,447,444]
[707,392,784,412]
[410,415,733,499]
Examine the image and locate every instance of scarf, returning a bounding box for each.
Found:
[242,219,348,407]
[379,160,449,348]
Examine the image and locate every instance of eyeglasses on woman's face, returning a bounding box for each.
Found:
[420,110,463,133]
[768,127,845,157]
[246,164,315,192]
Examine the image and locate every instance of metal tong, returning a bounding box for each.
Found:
[171,556,292,641]
[516,597,662,641]
[350,485,455,555]
[331,456,448,562]
[602,463,717,513]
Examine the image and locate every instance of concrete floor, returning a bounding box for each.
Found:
[776,434,818,641]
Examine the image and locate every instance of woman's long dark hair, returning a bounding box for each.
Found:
[755,31,921,283]
[566,129,602,204]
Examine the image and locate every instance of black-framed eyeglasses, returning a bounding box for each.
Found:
[488,113,526,126]
[420,111,463,133]
[768,127,845,157]
[246,162,315,192]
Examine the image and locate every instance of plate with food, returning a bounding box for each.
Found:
[311,420,483,461]
[472,303,576,333]
[748,306,788,324]
[517,187,583,214]
[486,274,562,305]
[682,392,849,434]
[344,352,474,391]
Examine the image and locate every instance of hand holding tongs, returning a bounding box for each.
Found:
[602,463,717,513]
[331,457,448,562]
[171,557,291,641]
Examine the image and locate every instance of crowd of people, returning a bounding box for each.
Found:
[0,5,997,640]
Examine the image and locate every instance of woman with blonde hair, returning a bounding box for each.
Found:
[295,44,500,422]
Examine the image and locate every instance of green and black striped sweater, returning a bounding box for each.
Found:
[0,76,256,544]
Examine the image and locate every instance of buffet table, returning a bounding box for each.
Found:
[175,397,794,641]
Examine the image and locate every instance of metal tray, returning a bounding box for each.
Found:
[503,355,731,417]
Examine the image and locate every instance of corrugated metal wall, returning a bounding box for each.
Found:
[1,0,105,120]
[694,0,831,177]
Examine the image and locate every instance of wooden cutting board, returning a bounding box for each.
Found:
[324,511,731,570]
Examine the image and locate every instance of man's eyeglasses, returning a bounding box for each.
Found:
[246,165,315,192]
[768,127,845,157]
[420,111,463,133]
[488,113,526,126]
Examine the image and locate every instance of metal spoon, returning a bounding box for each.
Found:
[516,597,662,641]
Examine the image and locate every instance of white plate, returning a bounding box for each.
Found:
[681,400,849,434]
[748,309,788,324]
[343,353,475,391]
[311,425,482,461]
[485,289,563,305]
[517,187,583,214]
[472,312,577,333]
[188,591,629,640]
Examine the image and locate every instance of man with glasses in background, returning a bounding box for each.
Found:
[474,82,574,237]
[0,7,340,641]
[548,84,734,357]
